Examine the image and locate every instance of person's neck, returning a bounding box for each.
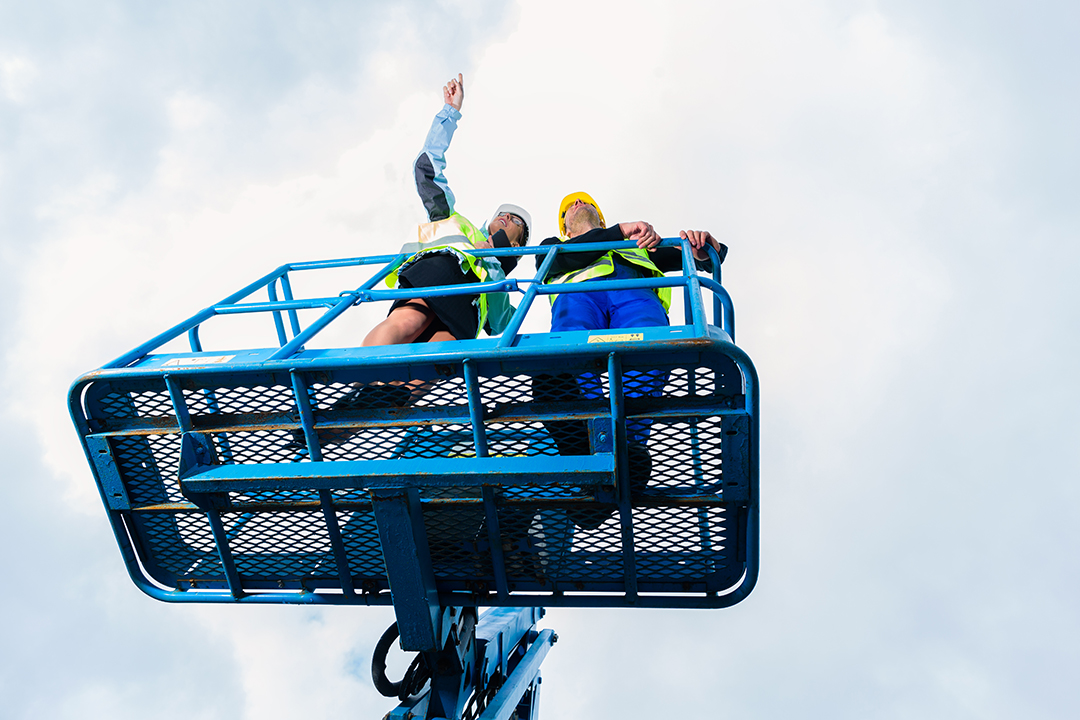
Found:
[567,223,600,239]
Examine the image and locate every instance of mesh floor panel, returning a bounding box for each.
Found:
[78,351,752,606]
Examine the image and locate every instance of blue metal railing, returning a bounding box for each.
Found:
[70,234,757,614]
[104,238,731,369]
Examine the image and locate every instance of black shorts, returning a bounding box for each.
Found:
[391,252,481,341]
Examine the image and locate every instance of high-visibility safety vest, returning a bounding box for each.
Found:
[386,212,509,338]
[545,243,672,312]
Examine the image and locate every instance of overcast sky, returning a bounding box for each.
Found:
[2,1,1078,718]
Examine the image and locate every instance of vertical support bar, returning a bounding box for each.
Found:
[497,247,560,348]
[317,490,357,598]
[279,272,303,339]
[267,280,290,348]
[164,375,192,433]
[686,369,713,558]
[681,239,695,327]
[482,486,510,599]
[167,374,250,596]
[290,371,321,461]
[607,353,638,600]
[712,250,722,331]
[198,385,234,465]
[291,371,355,597]
[720,414,751,503]
[680,238,709,338]
[176,432,258,570]
[371,488,440,651]
[463,360,489,458]
[205,508,245,599]
[465,360,509,595]
[187,324,203,352]
[709,243,723,329]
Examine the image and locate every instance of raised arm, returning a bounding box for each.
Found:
[414,74,465,221]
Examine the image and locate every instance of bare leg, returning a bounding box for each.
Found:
[360,301,460,404]
[362,301,435,346]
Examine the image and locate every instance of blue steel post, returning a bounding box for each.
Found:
[187,324,203,352]
[291,371,355,597]
[371,488,441,651]
[497,246,560,348]
[699,275,735,341]
[680,237,709,338]
[709,244,723,331]
[483,485,510,600]
[608,353,638,601]
[267,278,290,348]
[465,360,510,597]
[205,511,246,600]
[164,375,192,433]
[278,271,303,339]
[167,375,243,599]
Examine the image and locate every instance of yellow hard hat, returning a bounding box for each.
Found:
[558,192,605,237]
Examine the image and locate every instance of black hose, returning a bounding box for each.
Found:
[371,622,431,700]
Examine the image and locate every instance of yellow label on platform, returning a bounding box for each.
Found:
[587,333,643,343]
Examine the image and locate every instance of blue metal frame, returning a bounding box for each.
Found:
[382,607,552,720]
[95,239,734,369]
[69,239,758,613]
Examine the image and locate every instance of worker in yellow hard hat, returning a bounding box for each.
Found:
[541,190,724,334]
[533,191,727,506]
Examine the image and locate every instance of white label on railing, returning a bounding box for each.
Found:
[161,355,236,366]
[587,333,643,343]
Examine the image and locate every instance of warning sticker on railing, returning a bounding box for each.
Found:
[161,355,236,366]
[587,333,644,343]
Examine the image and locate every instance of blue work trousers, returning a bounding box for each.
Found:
[550,264,669,446]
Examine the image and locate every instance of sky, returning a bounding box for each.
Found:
[2,0,1079,718]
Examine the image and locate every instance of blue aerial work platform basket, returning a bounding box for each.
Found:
[69,237,758,719]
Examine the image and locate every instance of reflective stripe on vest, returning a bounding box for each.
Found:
[546,245,672,312]
[386,213,491,338]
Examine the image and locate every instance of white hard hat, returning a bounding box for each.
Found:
[486,203,533,245]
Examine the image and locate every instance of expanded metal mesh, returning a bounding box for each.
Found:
[112,434,184,506]
[136,512,223,579]
[225,510,334,578]
[98,387,174,419]
[339,509,386,577]
[85,356,747,601]
[647,417,725,491]
[184,384,296,416]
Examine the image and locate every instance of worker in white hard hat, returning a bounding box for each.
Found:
[361,73,532,351]
[335,73,531,412]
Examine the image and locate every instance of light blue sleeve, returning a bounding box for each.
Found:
[414,104,462,221]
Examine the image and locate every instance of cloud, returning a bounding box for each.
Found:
[3,0,1080,718]
[0,54,37,103]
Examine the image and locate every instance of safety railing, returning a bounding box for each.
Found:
[100,239,733,370]
[69,235,757,612]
